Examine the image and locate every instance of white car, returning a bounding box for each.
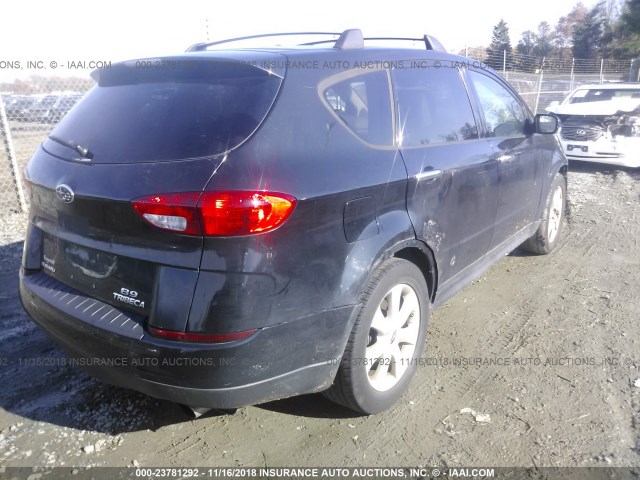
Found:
[547,83,640,168]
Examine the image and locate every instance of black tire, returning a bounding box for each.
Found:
[323,258,430,414]
[520,173,566,255]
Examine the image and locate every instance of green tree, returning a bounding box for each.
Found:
[532,21,556,57]
[598,0,624,57]
[572,1,632,60]
[621,0,640,28]
[516,30,536,56]
[486,19,512,70]
[572,3,607,59]
[618,0,640,56]
[553,3,589,58]
[515,31,537,71]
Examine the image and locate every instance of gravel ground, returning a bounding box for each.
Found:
[0,162,639,473]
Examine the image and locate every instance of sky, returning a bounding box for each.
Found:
[0,0,601,80]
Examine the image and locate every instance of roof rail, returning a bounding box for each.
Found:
[185,29,445,53]
[302,34,446,52]
[186,31,344,52]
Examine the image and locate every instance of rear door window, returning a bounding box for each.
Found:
[47,61,282,163]
[321,70,393,146]
[393,66,478,146]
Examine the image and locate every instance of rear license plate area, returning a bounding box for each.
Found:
[41,233,154,314]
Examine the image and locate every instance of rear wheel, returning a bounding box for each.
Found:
[323,258,430,414]
[521,173,566,255]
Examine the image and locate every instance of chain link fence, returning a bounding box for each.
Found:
[466,48,639,114]
[0,77,94,212]
[1,53,639,212]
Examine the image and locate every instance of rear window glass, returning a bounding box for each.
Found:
[322,70,393,146]
[47,61,282,163]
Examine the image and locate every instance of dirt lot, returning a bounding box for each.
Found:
[1,162,639,471]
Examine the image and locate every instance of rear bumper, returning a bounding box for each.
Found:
[20,269,357,408]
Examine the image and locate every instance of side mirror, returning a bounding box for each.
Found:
[535,113,559,134]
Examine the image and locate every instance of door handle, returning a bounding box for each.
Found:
[415,169,443,182]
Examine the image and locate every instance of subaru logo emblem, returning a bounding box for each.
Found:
[55,184,74,203]
[576,129,586,135]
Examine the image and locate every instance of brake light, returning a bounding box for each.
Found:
[198,191,296,236]
[148,326,257,343]
[132,191,296,236]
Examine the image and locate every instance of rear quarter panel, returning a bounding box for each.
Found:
[191,58,416,332]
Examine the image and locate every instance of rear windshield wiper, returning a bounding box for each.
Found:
[48,135,94,160]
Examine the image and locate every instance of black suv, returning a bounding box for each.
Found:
[20,30,566,415]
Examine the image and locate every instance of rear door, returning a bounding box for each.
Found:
[392,64,499,285]
[24,57,284,331]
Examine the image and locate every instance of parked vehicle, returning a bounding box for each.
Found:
[4,95,37,122]
[42,94,84,124]
[29,95,60,123]
[20,29,567,415]
[547,83,640,168]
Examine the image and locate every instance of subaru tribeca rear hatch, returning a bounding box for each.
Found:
[23,55,283,325]
[20,55,298,403]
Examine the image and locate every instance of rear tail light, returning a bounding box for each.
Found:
[148,326,257,343]
[132,191,296,236]
[133,192,201,235]
[199,191,296,236]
